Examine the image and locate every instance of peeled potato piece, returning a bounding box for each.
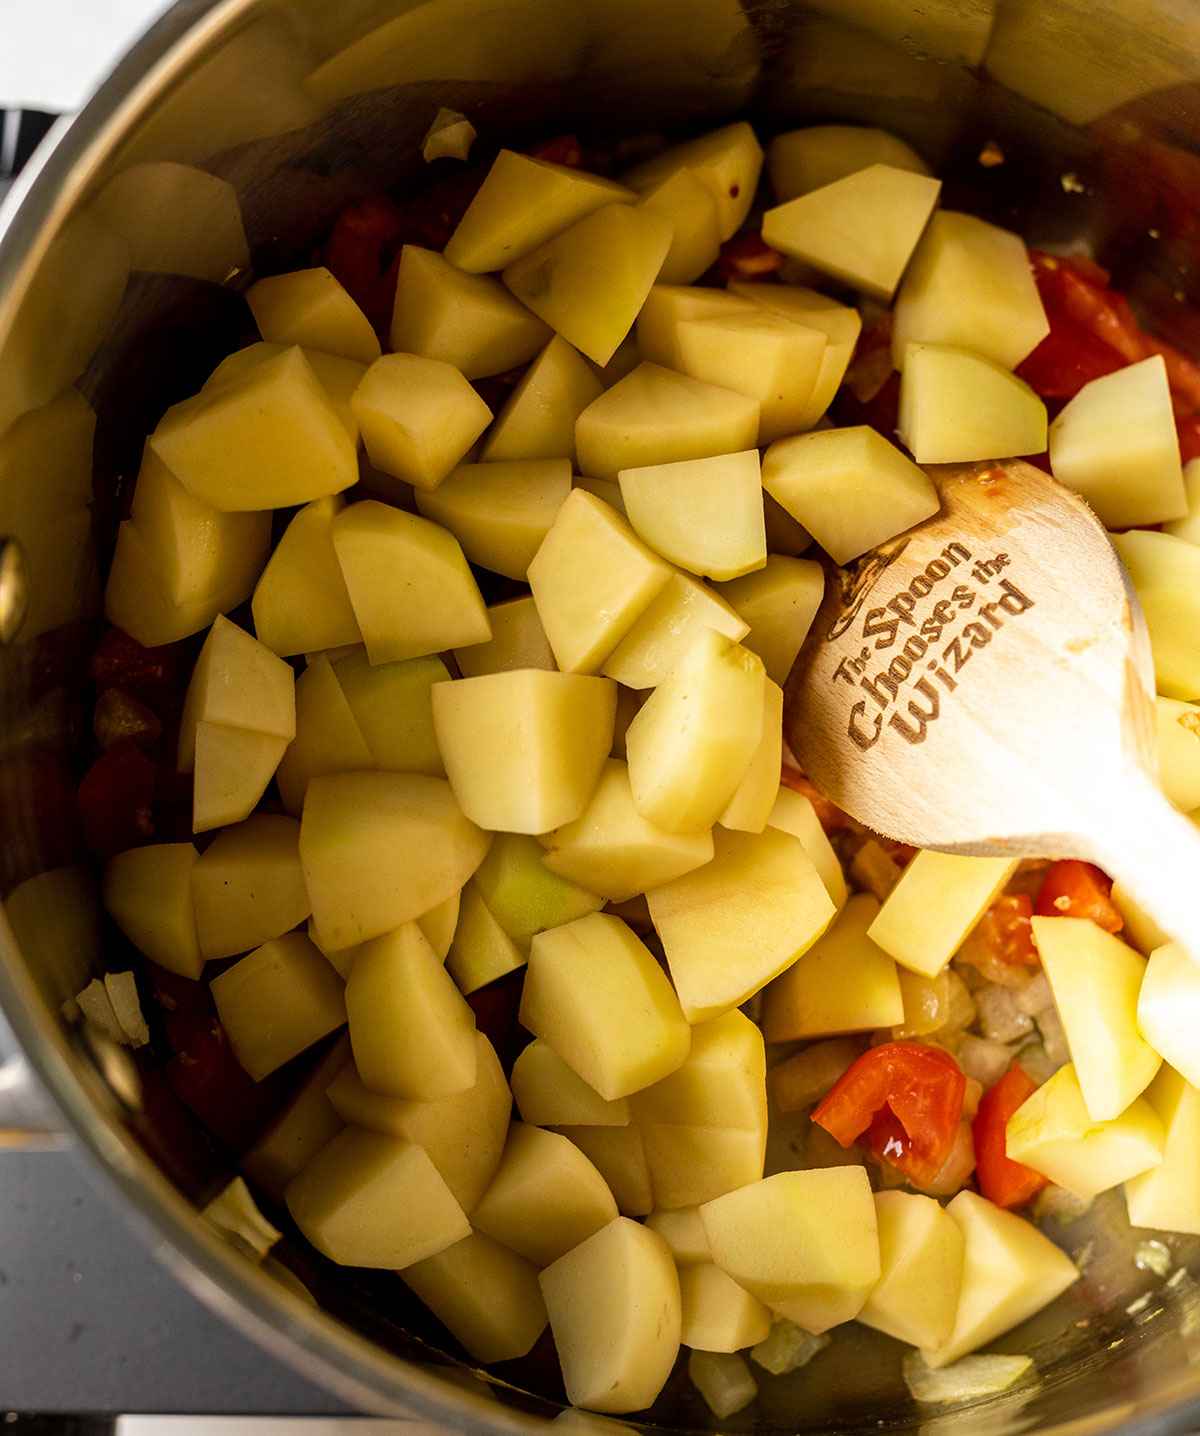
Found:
[1138,942,1200,1089]
[103,842,202,979]
[1125,1065,1200,1236]
[472,832,604,952]
[415,459,572,580]
[252,496,361,658]
[205,342,366,444]
[637,170,721,285]
[242,1036,349,1199]
[455,596,556,679]
[603,574,747,695]
[178,615,295,772]
[276,655,373,816]
[635,285,754,371]
[898,343,1048,464]
[191,814,310,962]
[645,1207,711,1265]
[1111,529,1200,700]
[680,1263,772,1353]
[622,121,763,241]
[480,335,603,464]
[720,679,784,835]
[445,881,527,996]
[859,1192,965,1351]
[766,787,848,909]
[558,1124,655,1217]
[511,1038,632,1128]
[104,520,246,646]
[333,649,448,777]
[247,265,380,364]
[719,555,824,687]
[192,722,288,834]
[768,125,930,201]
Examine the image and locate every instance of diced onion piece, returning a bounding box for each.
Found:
[203,1176,282,1262]
[956,1035,1013,1089]
[687,1350,757,1419]
[75,978,127,1045]
[1015,972,1055,1017]
[850,838,902,900]
[1036,1007,1071,1067]
[423,109,476,163]
[903,1351,1034,1404]
[749,1320,830,1375]
[975,985,1035,1044]
[104,971,150,1048]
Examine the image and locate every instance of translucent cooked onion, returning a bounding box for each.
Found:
[1015,971,1055,1017]
[957,1034,1013,1088]
[903,1352,1034,1404]
[913,1119,976,1198]
[750,1321,831,1376]
[688,1350,758,1419]
[976,985,1035,1043]
[769,1038,863,1113]
[1036,1007,1071,1067]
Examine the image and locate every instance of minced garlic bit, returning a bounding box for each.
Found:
[203,1176,282,1263]
[423,109,477,164]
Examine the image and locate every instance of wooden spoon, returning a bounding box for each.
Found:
[785,458,1200,963]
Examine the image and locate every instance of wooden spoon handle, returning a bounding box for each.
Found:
[1082,769,1200,967]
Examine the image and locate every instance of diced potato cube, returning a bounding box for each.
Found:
[623,122,763,241]
[720,679,784,834]
[1111,529,1200,699]
[472,1123,619,1266]
[520,912,691,1100]
[1137,941,1200,1089]
[445,881,526,996]
[867,851,1017,978]
[247,265,380,364]
[333,649,448,777]
[332,500,490,664]
[455,596,556,678]
[575,362,760,481]
[645,1207,711,1265]
[192,723,288,834]
[276,655,374,816]
[472,832,604,952]
[648,826,836,1024]
[325,1031,510,1211]
[400,1231,547,1363]
[541,758,713,902]
[633,1010,765,1131]
[511,1038,632,1127]
[557,1124,655,1217]
[103,842,202,979]
[480,335,603,464]
[351,353,491,490]
[150,347,356,510]
[638,170,722,285]
[619,450,766,581]
[504,205,672,366]
[418,889,460,962]
[603,573,748,690]
[211,931,345,1081]
[626,630,765,834]
[205,341,365,443]
[392,244,550,378]
[762,165,940,301]
[1155,697,1200,810]
[445,149,634,272]
[859,1192,964,1351]
[242,1036,349,1199]
[718,555,824,686]
[1112,881,1169,956]
[767,125,930,201]
[178,615,296,771]
[415,458,572,579]
[286,1128,469,1269]
[1163,457,1200,544]
[1125,1065,1200,1236]
[346,923,476,1099]
[251,496,361,657]
[766,787,848,908]
[104,519,239,647]
[191,814,310,961]
[680,1263,772,1353]
[762,893,903,1041]
[899,343,1047,464]
[611,685,645,758]
[892,211,1049,371]
[700,1168,880,1332]
[540,1217,681,1414]
[300,772,490,950]
[1006,1063,1165,1200]
[528,489,672,674]
[762,426,940,565]
[1049,356,1185,528]
[636,285,754,370]
[642,1123,766,1209]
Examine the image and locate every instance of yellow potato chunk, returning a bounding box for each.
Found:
[445,149,633,272]
[602,573,748,690]
[333,648,448,777]
[332,500,490,664]
[541,758,714,902]
[1138,942,1200,1089]
[415,458,571,580]
[276,655,373,816]
[540,1217,681,1414]
[286,1128,469,1269]
[899,343,1048,464]
[680,1263,772,1353]
[575,362,760,481]
[892,211,1050,371]
[346,923,477,1100]
[1111,529,1200,699]
[1155,697,1200,810]
[647,826,836,1024]
[251,496,361,657]
[625,630,766,834]
[619,450,767,581]
[351,352,491,490]
[242,1036,349,1199]
[192,723,288,834]
[150,347,356,510]
[300,771,490,950]
[1032,916,1161,1121]
[763,426,940,565]
[511,1038,632,1127]
[528,489,672,674]
[391,245,550,378]
[472,832,604,952]
[178,615,296,771]
[520,912,691,1100]
[766,788,849,908]
[455,596,556,679]
[1112,881,1169,956]
[635,285,754,370]
[767,125,930,201]
[503,205,672,366]
[480,335,603,464]
[921,1190,1078,1368]
[211,932,344,1081]
[859,1192,965,1351]
[445,881,526,996]
[718,555,824,686]
[325,1031,510,1211]
[104,520,241,647]
[638,170,721,285]
[762,165,940,301]
[558,1124,655,1217]
[103,842,202,979]
[205,341,365,443]
[1126,1065,1200,1236]
[867,851,1017,978]
[247,265,380,364]
[1164,456,1200,544]
[720,679,784,834]
[416,889,460,962]
[645,1207,711,1265]
[191,814,310,961]
[1006,1063,1165,1200]
[700,1168,880,1332]
[472,1123,619,1266]
[400,1231,547,1363]
[432,669,615,834]
[642,1124,765,1210]
[763,893,903,1041]
[633,1010,765,1130]
[623,122,763,241]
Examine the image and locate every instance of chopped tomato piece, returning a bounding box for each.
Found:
[78,739,156,859]
[164,1011,288,1153]
[972,1062,1049,1209]
[529,134,583,168]
[780,766,851,832]
[93,687,163,751]
[1015,320,1125,400]
[812,1041,967,1187]
[1034,859,1123,933]
[716,231,783,281]
[1178,413,1200,463]
[89,627,187,704]
[975,892,1040,968]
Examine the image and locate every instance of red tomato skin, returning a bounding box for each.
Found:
[973,1062,1049,1210]
[1034,859,1123,934]
[78,739,157,859]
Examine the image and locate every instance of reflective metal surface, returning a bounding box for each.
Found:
[4,1,1200,1430]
